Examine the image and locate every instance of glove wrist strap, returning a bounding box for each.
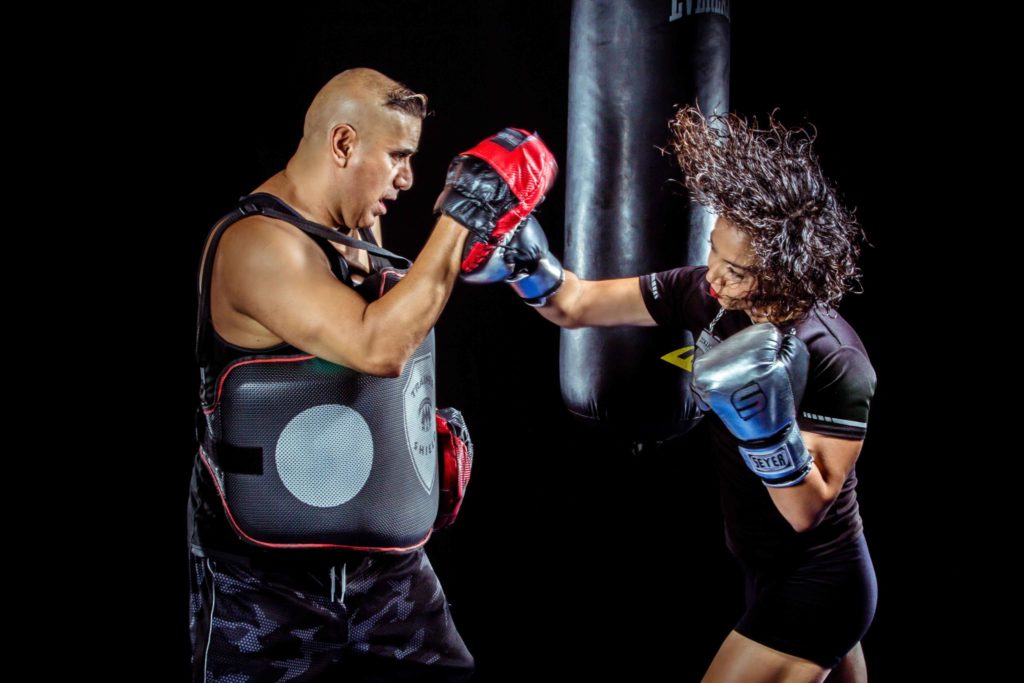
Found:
[738,425,813,487]
[510,255,565,306]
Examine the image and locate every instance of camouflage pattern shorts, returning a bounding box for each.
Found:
[188,546,474,681]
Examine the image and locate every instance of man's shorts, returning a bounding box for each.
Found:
[188,546,474,681]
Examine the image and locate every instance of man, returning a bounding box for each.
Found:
[189,67,556,680]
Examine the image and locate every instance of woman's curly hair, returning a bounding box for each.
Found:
[669,105,865,322]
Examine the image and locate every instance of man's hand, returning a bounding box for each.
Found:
[434,128,558,279]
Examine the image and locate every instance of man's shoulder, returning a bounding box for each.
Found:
[217,214,326,268]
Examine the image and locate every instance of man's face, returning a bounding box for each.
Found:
[705,215,757,310]
[342,110,421,229]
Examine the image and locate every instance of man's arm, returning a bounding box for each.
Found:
[218,214,466,377]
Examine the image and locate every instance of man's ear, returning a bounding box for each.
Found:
[332,124,357,167]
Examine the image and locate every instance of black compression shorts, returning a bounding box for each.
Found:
[735,532,877,669]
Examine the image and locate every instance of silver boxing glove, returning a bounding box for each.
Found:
[692,323,813,488]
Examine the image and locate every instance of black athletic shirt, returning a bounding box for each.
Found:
[640,265,877,567]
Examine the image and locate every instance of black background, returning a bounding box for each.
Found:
[95,2,978,679]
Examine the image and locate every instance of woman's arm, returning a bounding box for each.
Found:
[535,270,658,328]
[767,432,864,533]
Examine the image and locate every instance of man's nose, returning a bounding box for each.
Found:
[395,163,413,191]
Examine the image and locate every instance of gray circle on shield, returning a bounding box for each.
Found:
[276,404,373,507]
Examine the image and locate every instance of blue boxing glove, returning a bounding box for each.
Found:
[505,214,564,306]
[692,322,814,488]
[455,213,566,306]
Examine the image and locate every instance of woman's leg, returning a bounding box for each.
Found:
[720,534,876,682]
[823,642,866,683]
[702,630,829,683]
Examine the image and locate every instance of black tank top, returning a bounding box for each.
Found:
[188,195,394,565]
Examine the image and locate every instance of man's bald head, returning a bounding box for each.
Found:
[302,68,427,145]
[286,68,424,230]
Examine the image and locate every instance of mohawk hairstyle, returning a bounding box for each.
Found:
[384,84,429,119]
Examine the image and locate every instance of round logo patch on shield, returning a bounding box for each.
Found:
[403,353,436,492]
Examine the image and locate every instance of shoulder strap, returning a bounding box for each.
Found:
[195,193,414,364]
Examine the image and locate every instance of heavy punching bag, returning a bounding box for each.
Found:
[561,0,731,442]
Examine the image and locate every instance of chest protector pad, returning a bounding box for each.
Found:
[196,194,438,552]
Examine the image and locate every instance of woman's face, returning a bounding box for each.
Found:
[706,216,758,313]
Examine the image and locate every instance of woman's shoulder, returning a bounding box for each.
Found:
[795,306,870,360]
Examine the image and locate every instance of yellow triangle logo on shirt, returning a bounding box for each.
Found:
[660,345,696,372]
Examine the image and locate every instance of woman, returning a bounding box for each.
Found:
[521,106,877,682]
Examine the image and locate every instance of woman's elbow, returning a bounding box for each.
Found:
[787,501,833,534]
[556,312,584,329]
[788,515,818,534]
